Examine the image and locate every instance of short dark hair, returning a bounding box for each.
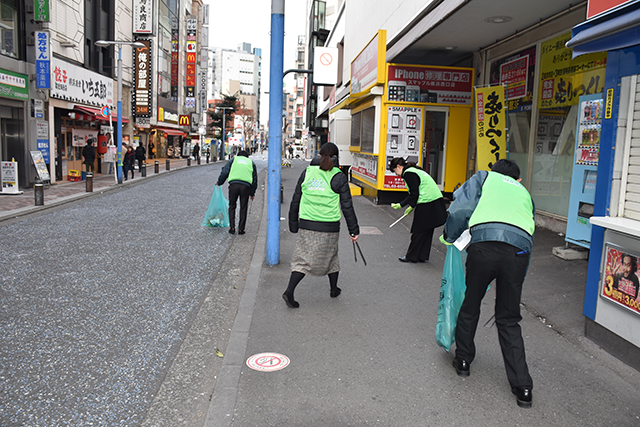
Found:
[389,157,406,171]
[238,150,249,157]
[491,159,520,180]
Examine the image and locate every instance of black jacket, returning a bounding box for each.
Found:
[82,144,95,164]
[135,145,146,160]
[289,156,359,235]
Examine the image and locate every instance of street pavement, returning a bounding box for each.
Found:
[1,153,639,426]
[203,159,640,427]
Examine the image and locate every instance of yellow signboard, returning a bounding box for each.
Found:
[538,33,607,109]
[475,85,507,171]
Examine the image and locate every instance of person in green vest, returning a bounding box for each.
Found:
[283,142,359,308]
[216,150,258,235]
[441,159,535,409]
[389,157,447,263]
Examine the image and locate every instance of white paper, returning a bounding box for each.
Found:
[453,229,471,251]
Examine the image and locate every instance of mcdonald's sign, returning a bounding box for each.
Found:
[179,115,190,126]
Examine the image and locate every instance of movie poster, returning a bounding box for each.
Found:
[601,245,640,315]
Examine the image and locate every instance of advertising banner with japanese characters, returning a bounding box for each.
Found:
[72,129,98,147]
[133,40,152,117]
[538,33,607,109]
[185,16,197,109]
[475,86,506,171]
[351,153,378,184]
[133,0,153,34]
[0,69,29,101]
[384,106,422,189]
[35,31,50,89]
[351,30,386,96]
[387,64,472,105]
[601,245,640,316]
[50,57,114,107]
[490,47,536,113]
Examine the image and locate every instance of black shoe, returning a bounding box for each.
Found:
[238,230,246,235]
[282,292,299,308]
[512,387,532,408]
[398,256,417,263]
[452,358,470,377]
[330,287,341,298]
[418,259,428,263]
[229,228,236,234]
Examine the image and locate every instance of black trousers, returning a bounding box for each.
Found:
[454,241,533,389]
[405,228,434,262]
[228,183,251,231]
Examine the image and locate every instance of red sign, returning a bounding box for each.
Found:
[387,64,473,105]
[179,115,190,126]
[587,0,632,19]
[601,245,640,315]
[500,55,528,100]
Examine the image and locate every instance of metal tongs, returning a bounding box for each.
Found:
[351,235,367,266]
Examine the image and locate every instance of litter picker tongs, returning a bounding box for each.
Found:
[351,235,367,266]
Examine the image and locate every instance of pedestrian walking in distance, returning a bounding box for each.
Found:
[442,159,535,408]
[216,150,257,235]
[193,142,200,162]
[389,157,447,263]
[82,140,96,173]
[135,144,146,172]
[123,145,135,180]
[283,142,359,308]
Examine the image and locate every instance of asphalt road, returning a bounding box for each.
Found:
[0,156,267,426]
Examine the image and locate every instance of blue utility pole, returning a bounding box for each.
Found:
[266,0,284,265]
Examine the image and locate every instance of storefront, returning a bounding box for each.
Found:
[565,0,640,371]
[336,31,473,203]
[0,68,29,189]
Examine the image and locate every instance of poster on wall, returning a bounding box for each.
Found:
[601,244,640,316]
[351,153,378,183]
[475,85,506,171]
[490,47,536,112]
[384,106,422,189]
[538,33,607,109]
[72,129,98,147]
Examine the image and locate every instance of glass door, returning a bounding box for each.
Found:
[422,107,448,189]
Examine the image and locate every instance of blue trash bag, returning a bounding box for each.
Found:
[201,185,230,228]
[435,245,467,352]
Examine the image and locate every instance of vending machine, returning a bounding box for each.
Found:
[565,93,603,249]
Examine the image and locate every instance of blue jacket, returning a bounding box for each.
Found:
[443,170,535,252]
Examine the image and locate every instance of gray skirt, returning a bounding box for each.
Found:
[291,229,340,276]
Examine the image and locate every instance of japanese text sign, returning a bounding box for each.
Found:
[133,0,154,34]
[133,40,152,117]
[0,68,29,101]
[35,31,50,89]
[34,0,49,21]
[387,64,472,105]
[538,33,607,109]
[50,57,113,106]
[351,30,386,95]
[475,85,506,171]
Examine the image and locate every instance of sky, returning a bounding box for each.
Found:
[206,0,308,125]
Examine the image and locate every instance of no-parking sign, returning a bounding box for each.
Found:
[246,353,290,372]
[313,47,338,86]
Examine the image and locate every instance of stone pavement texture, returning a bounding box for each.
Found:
[1,154,639,426]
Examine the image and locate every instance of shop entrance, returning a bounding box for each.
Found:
[422,107,448,189]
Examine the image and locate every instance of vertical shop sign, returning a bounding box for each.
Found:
[171,16,179,102]
[133,0,154,34]
[384,106,422,189]
[475,86,506,171]
[36,121,50,163]
[185,16,197,109]
[539,33,607,109]
[133,40,152,117]
[34,0,49,21]
[35,31,50,89]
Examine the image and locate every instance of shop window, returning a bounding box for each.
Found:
[361,107,375,153]
[0,0,21,59]
[351,111,361,148]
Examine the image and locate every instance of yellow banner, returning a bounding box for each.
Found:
[475,85,507,171]
[538,33,607,109]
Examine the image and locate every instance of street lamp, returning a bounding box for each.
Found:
[216,106,233,160]
[95,39,145,184]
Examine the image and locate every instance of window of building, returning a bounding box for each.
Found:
[0,0,21,59]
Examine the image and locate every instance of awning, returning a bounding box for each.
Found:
[74,105,130,123]
[155,127,186,137]
[567,0,640,58]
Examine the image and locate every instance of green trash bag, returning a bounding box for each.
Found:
[201,185,230,228]
[435,245,467,352]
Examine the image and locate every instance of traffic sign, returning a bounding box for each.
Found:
[101,106,110,118]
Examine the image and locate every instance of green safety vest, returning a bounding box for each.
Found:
[403,167,442,204]
[300,166,341,222]
[469,171,535,235]
[228,156,254,184]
